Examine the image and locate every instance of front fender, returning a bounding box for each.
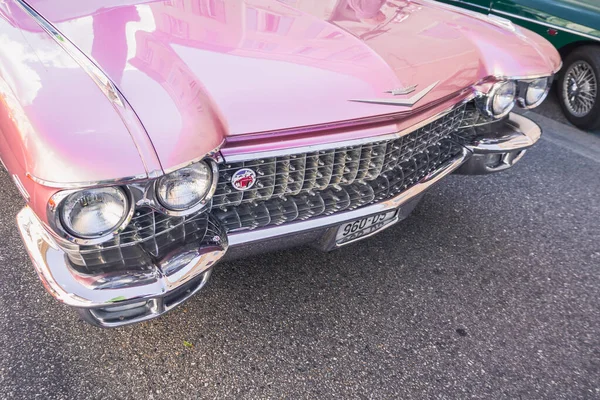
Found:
[0,1,161,220]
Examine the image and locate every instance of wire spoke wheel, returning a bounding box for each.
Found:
[563,60,597,117]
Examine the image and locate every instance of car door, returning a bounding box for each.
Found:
[436,0,492,14]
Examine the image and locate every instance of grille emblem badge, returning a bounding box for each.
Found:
[231,168,257,191]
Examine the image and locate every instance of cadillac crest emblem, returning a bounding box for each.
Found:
[231,168,257,191]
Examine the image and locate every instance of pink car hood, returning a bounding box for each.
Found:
[23,0,560,173]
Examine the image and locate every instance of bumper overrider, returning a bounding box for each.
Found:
[17,112,541,327]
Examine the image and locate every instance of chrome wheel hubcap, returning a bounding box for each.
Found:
[563,61,597,117]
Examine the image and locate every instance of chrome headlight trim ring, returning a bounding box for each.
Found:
[47,186,135,246]
[476,80,517,120]
[516,77,553,109]
[148,159,219,217]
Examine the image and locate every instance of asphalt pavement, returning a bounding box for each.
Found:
[0,102,599,399]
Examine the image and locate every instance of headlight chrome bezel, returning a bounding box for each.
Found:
[151,159,219,217]
[517,77,552,109]
[47,159,219,244]
[477,80,517,119]
[477,76,553,119]
[48,186,136,245]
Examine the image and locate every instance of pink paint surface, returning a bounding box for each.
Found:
[1,0,560,196]
[0,2,148,195]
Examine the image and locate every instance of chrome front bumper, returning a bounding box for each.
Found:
[16,113,541,327]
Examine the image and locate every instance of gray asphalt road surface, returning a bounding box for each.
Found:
[0,110,598,399]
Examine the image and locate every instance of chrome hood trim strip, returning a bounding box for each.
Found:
[350,81,440,107]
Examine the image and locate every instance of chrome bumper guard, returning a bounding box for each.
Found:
[16,113,541,327]
[455,112,541,175]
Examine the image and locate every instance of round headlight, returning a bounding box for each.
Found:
[156,161,213,211]
[490,81,517,118]
[523,77,550,108]
[60,187,129,239]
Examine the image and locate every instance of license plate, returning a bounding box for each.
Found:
[335,210,399,246]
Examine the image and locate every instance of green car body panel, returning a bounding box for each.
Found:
[437,0,600,52]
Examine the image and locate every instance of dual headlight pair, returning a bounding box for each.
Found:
[479,77,551,119]
[55,161,216,241]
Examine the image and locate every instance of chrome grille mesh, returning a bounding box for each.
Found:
[213,104,467,232]
[213,140,463,232]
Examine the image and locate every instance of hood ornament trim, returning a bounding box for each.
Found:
[350,81,439,107]
[385,85,418,96]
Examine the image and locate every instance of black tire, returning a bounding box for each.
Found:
[557,45,600,131]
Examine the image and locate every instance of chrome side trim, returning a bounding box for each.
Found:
[228,146,470,246]
[14,0,164,178]
[223,94,476,163]
[491,66,562,81]
[486,14,517,32]
[490,9,600,43]
[438,0,600,43]
[422,0,524,33]
[26,172,150,189]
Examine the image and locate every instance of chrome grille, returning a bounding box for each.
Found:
[213,104,468,232]
[214,140,462,232]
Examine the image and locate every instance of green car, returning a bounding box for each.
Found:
[436,0,600,130]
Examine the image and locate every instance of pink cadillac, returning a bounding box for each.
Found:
[1,0,561,326]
